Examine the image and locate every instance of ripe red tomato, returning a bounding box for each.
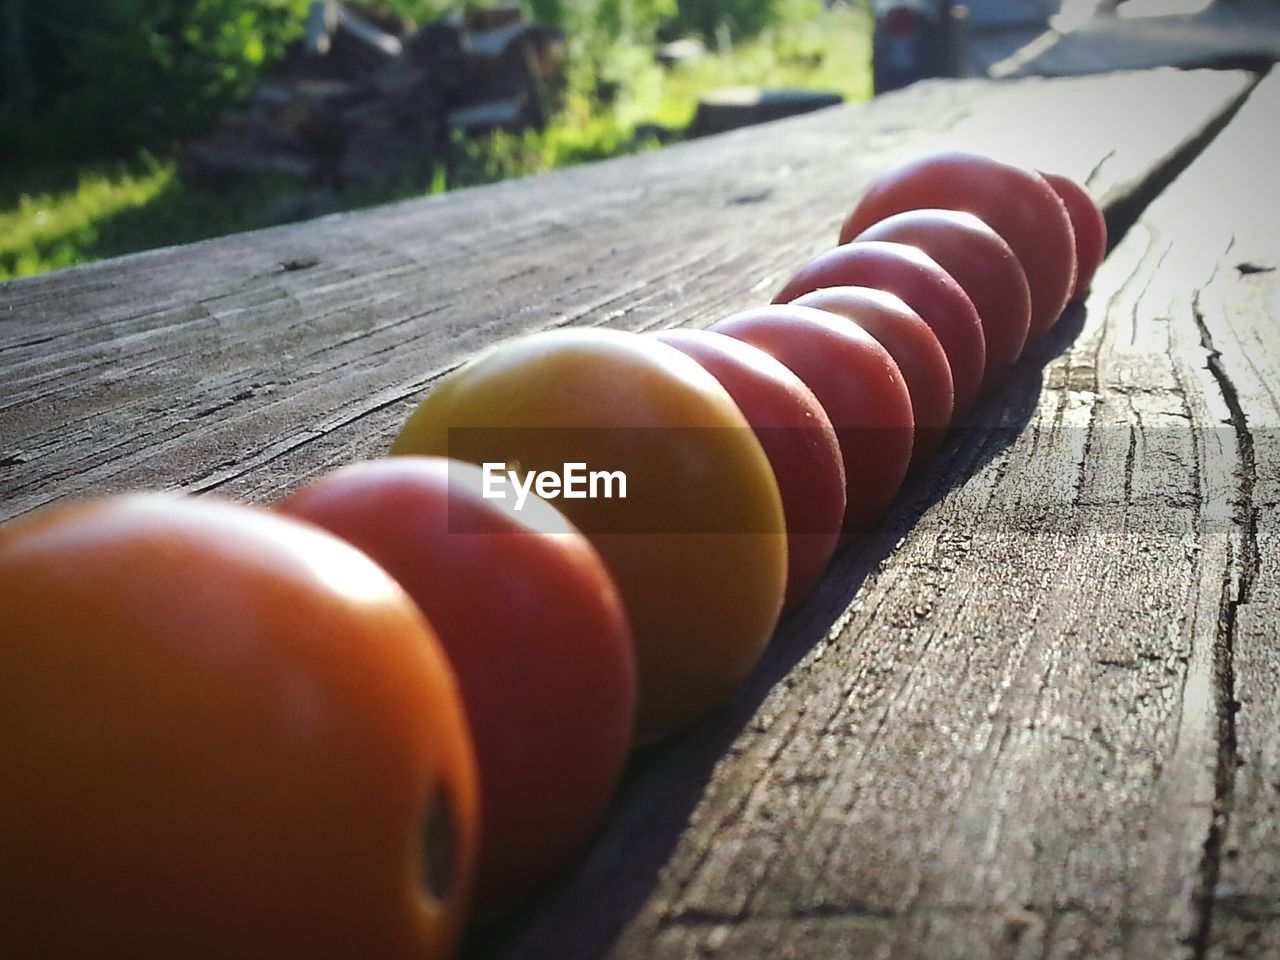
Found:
[838,151,1076,344]
[790,285,954,469]
[0,494,478,959]
[773,240,986,422]
[278,456,635,919]
[709,304,914,537]
[390,328,788,743]
[1041,171,1107,301]
[652,328,846,607]
[846,208,1031,392]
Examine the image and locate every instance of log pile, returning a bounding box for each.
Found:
[688,87,844,138]
[182,2,565,186]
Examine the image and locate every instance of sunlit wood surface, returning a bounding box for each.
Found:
[2,65,1277,960]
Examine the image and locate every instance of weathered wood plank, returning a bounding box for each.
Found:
[475,71,1279,960]
[986,5,1280,81]
[1156,69,1280,960]
[0,66,1272,960]
[0,68,1251,521]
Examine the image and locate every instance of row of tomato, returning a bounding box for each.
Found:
[0,150,1104,958]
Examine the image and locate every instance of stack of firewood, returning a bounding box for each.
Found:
[182,2,565,186]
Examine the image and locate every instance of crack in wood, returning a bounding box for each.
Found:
[5,70,1272,960]
[1185,286,1253,960]
[278,257,320,272]
[0,333,57,354]
[1234,262,1274,276]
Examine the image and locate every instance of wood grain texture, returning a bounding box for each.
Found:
[0,66,1274,960]
[1160,68,1280,960]
[0,68,1250,520]
[473,70,1280,960]
[986,4,1280,82]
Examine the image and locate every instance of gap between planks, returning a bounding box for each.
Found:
[473,70,1278,960]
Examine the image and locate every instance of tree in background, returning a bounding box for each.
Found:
[667,0,812,42]
[2,0,311,166]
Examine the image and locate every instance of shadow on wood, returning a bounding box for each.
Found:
[463,301,1086,959]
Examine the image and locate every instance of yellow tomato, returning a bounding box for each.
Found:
[392,328,788,742]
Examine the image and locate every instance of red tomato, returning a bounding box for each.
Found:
[652,328,846,607]
[791,285,954,469]
[838,151,1076,344]
[773,240,986,422]
[1041,171,1107,301]
[0,494,478,959]
[847,208,1031,392]
[709,304,914,537]
[278,456,635,919]
[390,328,788,743]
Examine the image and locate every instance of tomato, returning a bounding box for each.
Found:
[0,494,477,959]
[790,285,954,469]
[1041,171,1107,301]
[838,151,1076,344]
[651,328,845,607]
[846,208,1032,392]
[390,328,787,743]
[709,304,914,537]
[277,456,635,918]
[773,240,986,422]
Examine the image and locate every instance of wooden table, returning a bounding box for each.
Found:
[3,65,1277,959]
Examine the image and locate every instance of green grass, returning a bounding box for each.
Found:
[0,157,433,281]
[0,158,174,279]
[452,6,872,183]
[644,7,873,129]
[0,6,871,282]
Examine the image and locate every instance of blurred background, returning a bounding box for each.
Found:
[4,0,1274,281]
[0,0,875,280]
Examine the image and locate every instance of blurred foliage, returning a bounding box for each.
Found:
[0,149,443,280]
[0,156,175,279]
[1,2,871,281]
[452,6,872,184]
[666,0,823,43]
[525,0,671,40]
[1,0,844,168]
[2,0,317,165]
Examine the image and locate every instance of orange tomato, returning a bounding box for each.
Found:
[0,494,478,959]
